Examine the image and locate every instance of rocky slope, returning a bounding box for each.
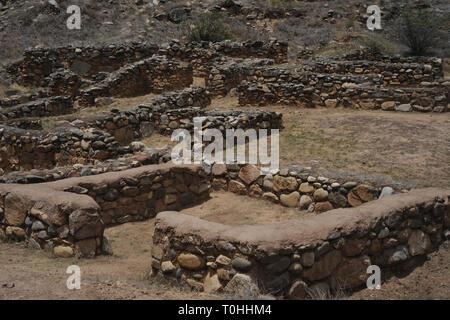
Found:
[0,0,449,66]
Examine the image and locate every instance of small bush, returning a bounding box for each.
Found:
[360,35,395,56]
[184,12,232,42]
[395,9,440,56]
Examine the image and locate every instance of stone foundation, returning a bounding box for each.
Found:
[152,188,449,298]
[77,55,193,107]
[210,164,397,213]
[238,81,449,112]
[0,125,128,173]
[0,96,74,120]
[0,163,210,258]
[6,41,288,86]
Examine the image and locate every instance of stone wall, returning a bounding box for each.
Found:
[238,81,449,112]
[6,41,288,86]
[204,60,447,99]
[0,96,74,120]
[335,51,444,71]
[5,43,161,86]
[300,60,444,85]
[152,108,283,136]
[205,58,275,97]
[152,188,450,298]
[0,148,170,184]
[42,70,82,97]
[0,163,210,258]
[1,118,42,130]
[72,86,282,145]
[0,90,47,108]
[0,86,284,172]
[77,55,193,107]
[0,125,128,173]
[73,86,211,145]
[210,40,288,64]
[210,164,395,214]
[204,61,386,98]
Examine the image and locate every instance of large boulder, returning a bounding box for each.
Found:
[342,238,366,257]
[299,195,313,209]
[177,253,205,271]
[280,191,300,207]
[330,255,371,290]
[53,245,75,258]
[303,250,342,281]
[273,176,298,192]
[224,274,259,298]
[69,209,104,240]
[348,184,375,207]
[30,201,67,226]
[408,230,432,256]
[314,201,333,213]
[313,188,329,202]
[238,164,261,185]
[299,182,314,194]
[4,193,31,226]
[228,180,247,195]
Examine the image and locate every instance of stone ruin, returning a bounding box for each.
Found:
[0,39,449,299]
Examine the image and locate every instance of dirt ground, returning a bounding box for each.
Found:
[0,218,221,300]
[349,240,450,300]
[180,191,313,225]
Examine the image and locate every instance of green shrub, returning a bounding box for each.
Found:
[395,9,440,56]
[184,12,232,42]
[360,35,395,56]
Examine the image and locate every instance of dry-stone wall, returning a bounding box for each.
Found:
[203,60,448,111]
[301,60,444,85]
[0,85,283,173]
[0,163,210,258]
[0,149,170,184]
[152,188,450,298]
[0,125,128,173]
[5,43,161,86]
[210,164,396,213]
[77,55,193,107]
[72,86,282,145]
[6,41,288,86]
[73,86,210,145]
[1,118,42,130]
[205,58,275,96]
[0,90,47,108]
[210,40,287,64]
[0,96,74,120]
[152,108,283,136]
[42,69,82,97]
[335,51,444,70]
[238,81,449,112]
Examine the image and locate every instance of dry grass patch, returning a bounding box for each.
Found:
[273,106,450,187]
